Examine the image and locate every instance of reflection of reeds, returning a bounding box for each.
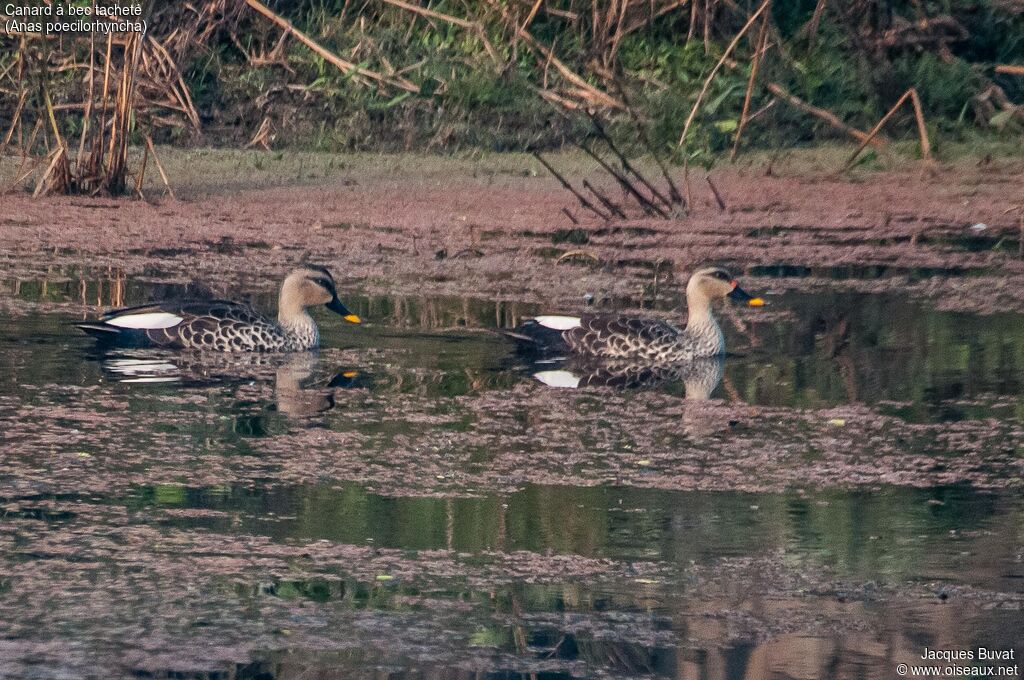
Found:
[3,268,126,309]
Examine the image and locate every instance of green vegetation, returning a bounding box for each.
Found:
[176,0,1024,157]
[1,0,1022,181]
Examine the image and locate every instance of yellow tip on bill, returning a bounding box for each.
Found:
[748,298,765,307]
[344,314,362,324]
[342,371,359,378]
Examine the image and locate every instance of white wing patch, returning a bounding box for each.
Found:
[106,312,184,329]
[533,370,581,388]
[534,315,582,330]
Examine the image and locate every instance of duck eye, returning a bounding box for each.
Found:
[309,277,334,292]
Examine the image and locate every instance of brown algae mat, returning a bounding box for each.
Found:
[1,147,1023,678]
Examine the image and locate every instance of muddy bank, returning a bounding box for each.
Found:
[2,149,1023,317]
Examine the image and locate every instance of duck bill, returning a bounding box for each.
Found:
[326,297,361,323]
[728,281,765,307]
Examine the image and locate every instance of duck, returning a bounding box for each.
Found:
[75,266,361,352]
[502,266,763,363]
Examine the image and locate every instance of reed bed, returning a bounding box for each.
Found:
[1,0,1020,197]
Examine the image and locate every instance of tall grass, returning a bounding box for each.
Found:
[1,0,1022,196]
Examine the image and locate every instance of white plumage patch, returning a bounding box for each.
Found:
[534,315,582,330]
[103,358,180,383]
[105,312,184,329]
[533,370,581,389]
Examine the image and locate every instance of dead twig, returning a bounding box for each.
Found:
[380,0,500,62]
[484,0,623,109]
[705,176,726,211]
[0,89,27,158]
[145,135,175,200]
[589,111,675,210]
[244,0,420,93]
[533,152,610,221]
[556,250,600,264]
[610,77,684,208]
[582,179,627,219]
[678,0,770,147]
[247,117,275,150]
[577,143,668,218]
[909,88,932,162]
[731,7,769,159]
[738,66,881,146]
[842,88,931,171]
[134,141,149,199]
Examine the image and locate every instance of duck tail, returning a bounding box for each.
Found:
[74,322,122,339]
[73,321,150,347]
[496,320,570,356]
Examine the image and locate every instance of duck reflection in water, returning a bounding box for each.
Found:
[531,357,733,437]
[532,356,725,399]
[96,350,363,418]
[274,353,364,417]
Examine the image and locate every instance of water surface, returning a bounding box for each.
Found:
[0,269,1021,679]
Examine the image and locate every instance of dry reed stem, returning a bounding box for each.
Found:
[705,175,726,210]
[621,0,688,37]
[842,88,930,171]
[537,88,583,109]
[589,112,673,209]
[908,88,932,162]
[33,146,68,197]
[519,0,544,33]
[145,135,175,200]
[730,8,769,159]
[380,0,499,65]
[796,0,828,46]
[247,117,274,149]
[6,157,42,193]
[610,77,685,207]
[381,0,473,28]
[485,0,623,109]
[146,36,201,130]
[678,0,770,147]
[134,142,149,199]
[994,64,1024,76]
[75,32,96,170]
[719,52,880,147]
[244,0,420,93]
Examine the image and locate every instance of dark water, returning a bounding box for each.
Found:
[0,270,1022,679]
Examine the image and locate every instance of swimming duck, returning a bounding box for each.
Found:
[503,267,762,362]
[76,266,361,352]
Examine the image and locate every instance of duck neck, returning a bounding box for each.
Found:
[278,296,319,348]
[685,289,724,354]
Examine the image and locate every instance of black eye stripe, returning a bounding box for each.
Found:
[308,276,336,293]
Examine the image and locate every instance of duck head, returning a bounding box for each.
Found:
[688,267,764,307]
[279,266,361,323]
